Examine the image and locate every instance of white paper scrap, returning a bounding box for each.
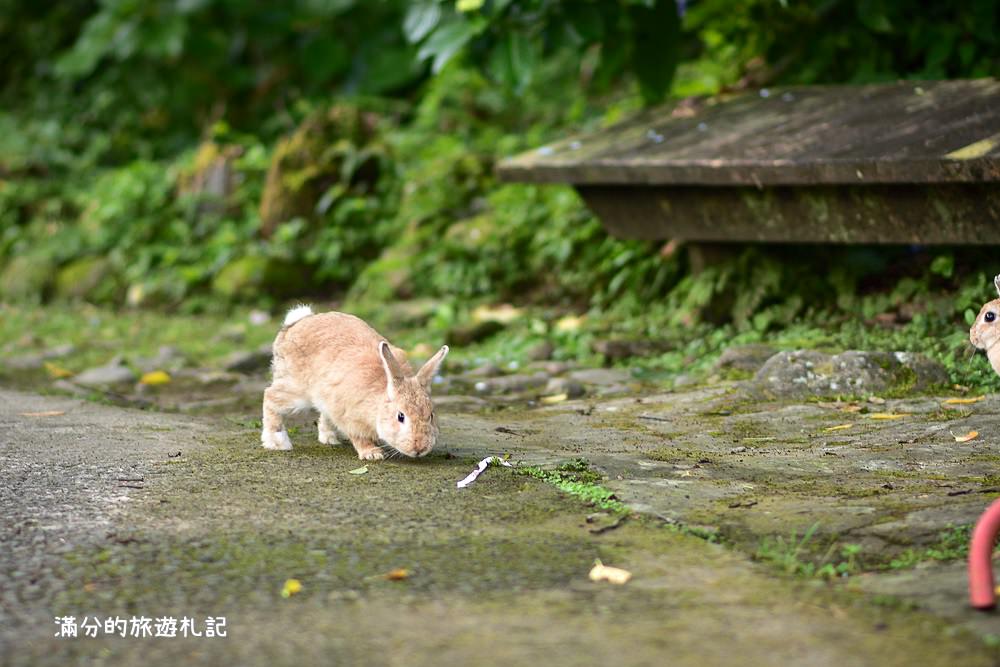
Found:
[456,456,512,489]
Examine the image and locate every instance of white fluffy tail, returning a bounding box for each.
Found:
[283,304,314,327]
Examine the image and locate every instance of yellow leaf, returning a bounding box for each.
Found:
[472,303,522,324]
[868,413,907,420]
[44,361,74,379]
[945,134,1000,160]
[139,370,171,385]
[540,393,568,404]
[943,396,985,405]
[823,424,853,432]
[589,560,632,585]
[555,315,585,333]
[280,578,302,598]
[456,0,484,11]
[952,430,979,443]
[384,568,410,581]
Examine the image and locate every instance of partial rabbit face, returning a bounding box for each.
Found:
[375,342,449,458]
[971,298,1000,352]
[376,379,438,457]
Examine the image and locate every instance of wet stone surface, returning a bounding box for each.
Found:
[3,346,1000,665]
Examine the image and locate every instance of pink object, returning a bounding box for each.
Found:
[968,497,1000,610]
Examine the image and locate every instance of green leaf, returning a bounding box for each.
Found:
[403,2,442,43]
[493,31,537,92]
[417,20,479,73]
[629,0,680,105]
[929,254,954,279]
[348,466,369,475]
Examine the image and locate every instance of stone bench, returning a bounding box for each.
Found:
[497,79,1000,244]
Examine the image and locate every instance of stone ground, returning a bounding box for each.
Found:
[3,350,1000,666]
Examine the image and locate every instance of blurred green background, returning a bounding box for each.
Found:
[2,0,1000,386]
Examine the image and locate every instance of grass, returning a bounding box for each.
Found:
[887,524,973,570]
[754,523,863,579]
[515,459,628,515]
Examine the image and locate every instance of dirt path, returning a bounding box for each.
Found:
[1,388,997,666]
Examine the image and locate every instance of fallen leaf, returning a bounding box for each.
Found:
[19,410,65,417]
[472,304,522,324]
[540,393,568,404]
[823,424,853,432]
[841,404,864,413]
[139,370,171,385]
[589,560,632,585]
[868,396,886,405]
[44,361,73,379]
[281,578,302,598]
[555,315,585,333]
[348,466,368,475]
[952,430,979,443]
[943,396,985,405]
[384,568,410,581]
[868,413,907,420]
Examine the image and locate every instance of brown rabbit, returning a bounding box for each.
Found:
[261,305,448,459]
[970,274,1000,376]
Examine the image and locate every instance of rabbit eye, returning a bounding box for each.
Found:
[987,312,996,323]
[397,412,405,423]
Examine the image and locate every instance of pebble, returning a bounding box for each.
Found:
[73,357,137,387]
[222,345,273,373]
[568,368,633,386]
[544,377,586,399]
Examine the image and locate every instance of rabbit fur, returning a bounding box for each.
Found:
[970,274,1000,376]
[261,305,448,460]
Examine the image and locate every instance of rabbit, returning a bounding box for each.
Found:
[970,274,1000,376]
[261,305,448,460]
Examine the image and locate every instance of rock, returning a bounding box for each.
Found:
[543,377,586,399]
[51,379,89,397]
[526,361,575,376]
[432,395,488,409]
[464,363,503,378]
[526,341,555,362]
[0,254,55,302]
[134,346,186,373]
[4,344,76,371]
[446,320,505,346]
[673,374,698,389]
[595,383,633,397]
[592,339,667,361]
[568,368,633,386]
[73,357,138,387]
[714,344,778,374]
[233,378,269,396]
[474,372,549,395]
[222,345,273,373]
[53,257,117,302]
[751,349,948,398]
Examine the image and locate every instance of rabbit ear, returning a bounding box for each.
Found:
[379,341,405,399]
[416,345,449,389]
[994,274,1000,298]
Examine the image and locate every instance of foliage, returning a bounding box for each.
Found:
[3,0,1000,362]
[517,460,629,514]
[755,523,863,579]
[405,0,682,104]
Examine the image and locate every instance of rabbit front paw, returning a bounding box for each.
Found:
[262,429,293,451]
